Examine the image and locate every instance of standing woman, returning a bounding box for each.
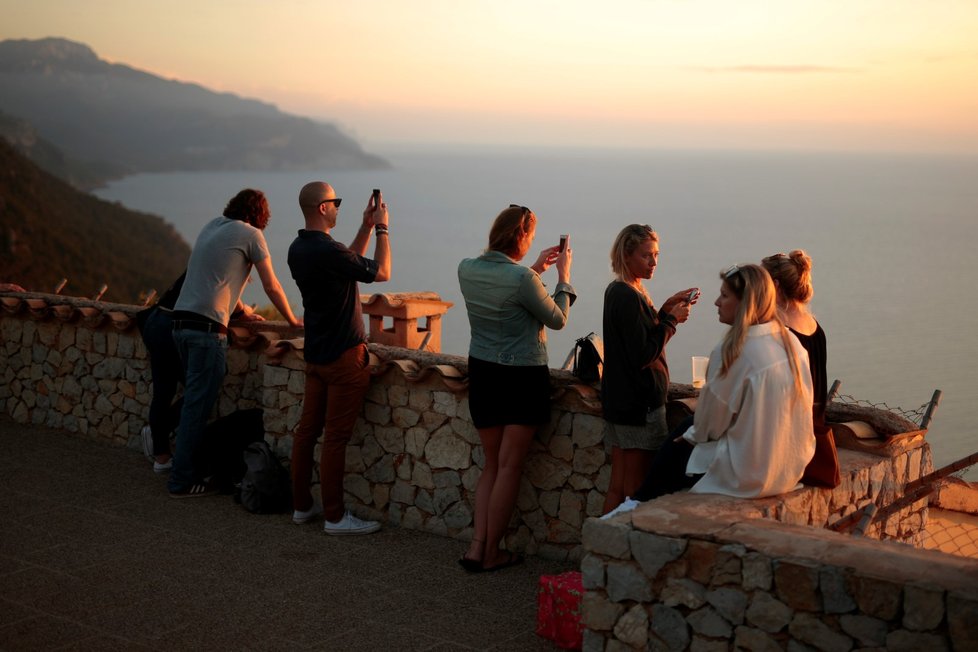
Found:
[601,224,695,514]
[457,204,574,572]
[762,250,839,487]
[634,264,814,500]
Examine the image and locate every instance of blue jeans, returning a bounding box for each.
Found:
[168,328,227,492]
[140,308,182,456]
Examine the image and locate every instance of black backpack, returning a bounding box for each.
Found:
[201,408,266,494]
[572,332,604,383]
[238,440,292,514]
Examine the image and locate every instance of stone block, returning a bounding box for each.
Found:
[524,454,572,490]
[432,391,457,417]
[582,629,605,652]
[686,540,719,585]
[707,587,748,626]
[582,519,631,559]
[372,484,390,509]
[849,574,903,621]
[733,626,782,652]
[343,474,371,504]
[773,558,820,611]
[388,384,409,407]
[661,578,706,609]
[606,562,652,602]
[364,453,395,483]
[411,461,434,489]
[432,485,462,515]
[375,425,406,454]
[690,638,728,652]
[839,614,887,648]
[391,406,420,428]
[581,592,623,631]
[713,544,744,586]
[548,434,574,462]
[451,416,479,445]
[581,554,605,589]
[688,606,732,639]
[558,490,585,528]
[263,365,290,387]
[948,590,978,652]
[902,582,944,632]
[408,388,432,411]
[572,413,605,448]
[364,401,391,425]
[424,425,471,469]
[443,501,471,529]
[573,447,605,474]
[741,552,773,592]
[614,604,649,648]
[649,604,690,651]
[746,592,793,633]
[433,470,461,488]
[788,613,852,652]
[629,531,686,580]
[405,426,429,458]
[820,566,857,614]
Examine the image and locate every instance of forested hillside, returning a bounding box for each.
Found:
[0,139,190,303]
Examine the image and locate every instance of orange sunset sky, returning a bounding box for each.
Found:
[2,0,977,153]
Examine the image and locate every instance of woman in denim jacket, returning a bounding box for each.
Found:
[457,204,575,572]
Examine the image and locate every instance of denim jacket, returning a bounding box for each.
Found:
[458,250,576,366]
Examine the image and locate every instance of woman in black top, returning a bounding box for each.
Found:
[762,250,838,487]
[600,225,696,514]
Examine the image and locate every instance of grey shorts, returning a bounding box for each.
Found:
[603,406,669,451]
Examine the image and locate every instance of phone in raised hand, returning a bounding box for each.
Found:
[686,288,700,304]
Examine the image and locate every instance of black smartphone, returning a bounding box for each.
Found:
[372,188,381,207]
[559,234,568,252]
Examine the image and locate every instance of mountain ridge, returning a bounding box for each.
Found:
[0,37,388,188]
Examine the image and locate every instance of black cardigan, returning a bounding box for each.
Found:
[600,281,677,426]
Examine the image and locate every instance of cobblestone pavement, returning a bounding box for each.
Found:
[0,416,574,650]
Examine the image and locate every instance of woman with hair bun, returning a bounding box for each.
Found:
[633,264,814,500]
[762,250,838,486]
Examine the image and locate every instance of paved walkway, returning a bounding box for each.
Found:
[0,416,574,651]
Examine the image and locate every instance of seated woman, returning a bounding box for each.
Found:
[633,263,814,500]
[762,250,839,487]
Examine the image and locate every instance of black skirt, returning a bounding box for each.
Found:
[467,356,552,429]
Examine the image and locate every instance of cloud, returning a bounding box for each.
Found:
[689,65,860,74]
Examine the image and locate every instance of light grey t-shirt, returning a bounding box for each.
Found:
[174,217,269,325]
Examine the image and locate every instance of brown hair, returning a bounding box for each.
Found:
[487,205,536,257]
[761,250,814,304]
[223,188,270,230]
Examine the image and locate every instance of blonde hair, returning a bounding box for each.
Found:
[610,224,657,303]
[761,250,814,304]
[718,264,806,400]
[487,205,536,257]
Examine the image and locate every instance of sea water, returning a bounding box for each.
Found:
[95,145,978,479]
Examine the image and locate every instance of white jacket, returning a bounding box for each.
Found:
[684,321,815,498]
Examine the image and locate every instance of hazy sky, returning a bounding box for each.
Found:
[2,0,977,153]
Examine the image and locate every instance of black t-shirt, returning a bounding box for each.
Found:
[287,230,378,364]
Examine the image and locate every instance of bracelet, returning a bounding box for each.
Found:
[375,225,389,235]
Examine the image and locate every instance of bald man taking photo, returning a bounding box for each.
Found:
[287,182,391,535]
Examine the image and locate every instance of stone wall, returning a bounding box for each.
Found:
[0,297,937,562]
[581,493,978,650]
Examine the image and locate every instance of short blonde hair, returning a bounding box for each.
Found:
[610,224,657,283]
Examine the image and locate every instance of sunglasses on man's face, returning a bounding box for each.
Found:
[319,198,342,208]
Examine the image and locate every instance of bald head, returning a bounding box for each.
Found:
[299,182,335,211]
[298,181,339,230]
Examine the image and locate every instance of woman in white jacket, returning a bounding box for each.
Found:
[634,263,814,500]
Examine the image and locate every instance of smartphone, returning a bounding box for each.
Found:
[686,288,700,304]
[559,234,568,252]
[372,188,381,207]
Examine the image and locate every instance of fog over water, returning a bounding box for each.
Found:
[96,145,978,479]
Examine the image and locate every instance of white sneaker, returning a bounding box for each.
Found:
[140,425,154,460]
[600,497,640,520]
[292,504,322,525]
[153,459,172,474]
[323,510,380,536]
